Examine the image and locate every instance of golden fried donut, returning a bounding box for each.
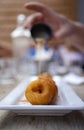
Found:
[49,82,58,104]
[25,79,53,105]
[42,77,58,104]
[38,73,54,103]
[38,73,52,80]
[39,73,58,104]
[25,73,58,105]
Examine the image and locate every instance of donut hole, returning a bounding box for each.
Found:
[32,85,43,94]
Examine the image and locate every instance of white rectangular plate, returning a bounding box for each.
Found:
[0,76,84,116]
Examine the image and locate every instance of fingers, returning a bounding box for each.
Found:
[25,2,51,14]
[24,13,44,29]
[54,28,67,39]
[54,25,73,39]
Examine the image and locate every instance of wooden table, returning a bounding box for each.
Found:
[0,81,84,130]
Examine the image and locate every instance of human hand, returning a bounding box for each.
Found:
[24,2,76,40]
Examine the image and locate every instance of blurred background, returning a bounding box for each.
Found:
[0,0,84,84]
[0,0,77,47]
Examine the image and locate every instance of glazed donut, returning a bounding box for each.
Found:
[39,73,58,104]
[25,73,58,105]
[49,82,58,104]
[42,77,58,104]
[25,79,53,105]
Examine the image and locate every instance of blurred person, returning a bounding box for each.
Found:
[24,2,84,52]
